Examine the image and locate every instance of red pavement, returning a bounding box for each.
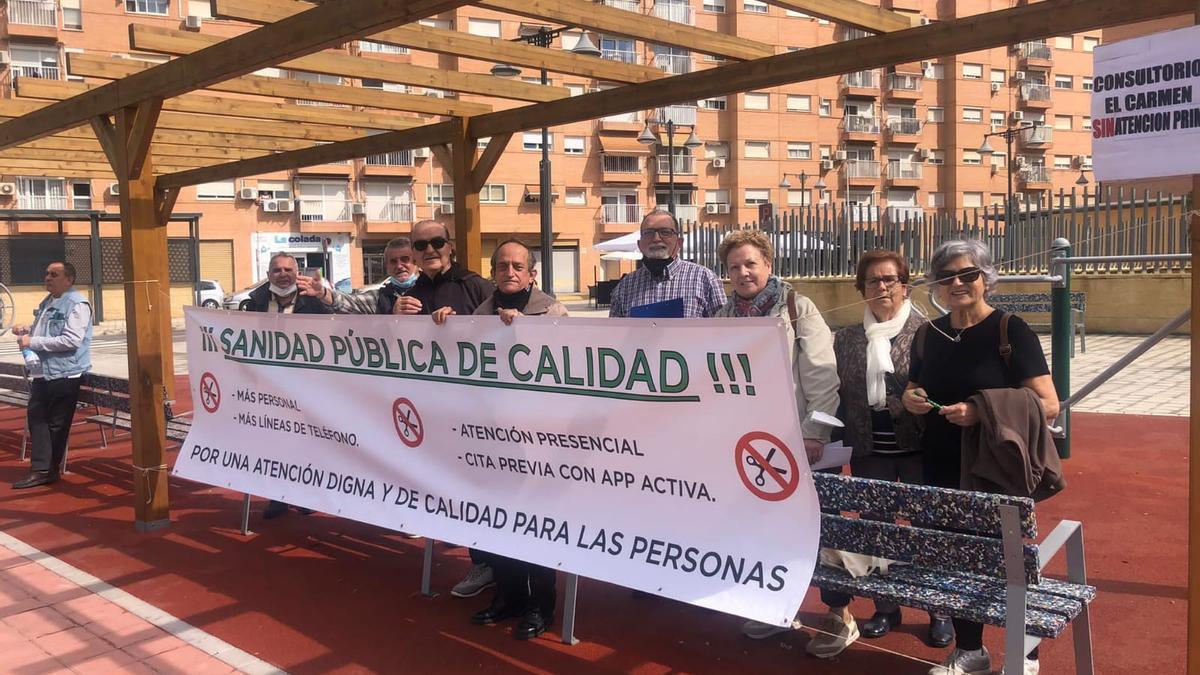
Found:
[0,376,1188,674]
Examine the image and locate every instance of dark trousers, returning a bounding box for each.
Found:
[27,377,82,474]
[486,553,556,615]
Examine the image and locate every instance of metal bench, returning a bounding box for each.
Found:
[811,472,1095,674]
[0,362,109,472]
[989,292,1086,356]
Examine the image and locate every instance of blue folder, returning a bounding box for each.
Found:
[629,297,685,318]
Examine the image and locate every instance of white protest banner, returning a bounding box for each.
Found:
[1090,25,1200,181]
[174,308,821,625]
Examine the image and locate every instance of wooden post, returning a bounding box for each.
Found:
[1190,9,1199,675]
[449,116,482,272]
[94,102,171,531]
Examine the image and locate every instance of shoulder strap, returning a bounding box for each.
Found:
[998,311,1013,370]
[785,288,800,336]
[915,322,929,362]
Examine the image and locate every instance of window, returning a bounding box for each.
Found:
[963,192,983,208]
[522,131,552,151]
[785,95,811,112]
[196,180,235,200]
[1054,114,1072,130]
[428,184,454,204]
[927,149,944,165]
[360,40,408,54]
[565,189,587,206]
[704,142,729,159]
[743,0,768,13]
[744,189,770,205]
[990,194,1007,206]
[990,153,1005,169]
[126,0,168,15]
[705,189,730,205]
[70,181,91,210]
[786,142,811,159]
[563,136,585,155]
[787,189,811,206]
[62,0,82,29]
[480,184,507,203]
[418,18,451,29]
[1053,155,1073,170]
[1082,77,1094,91]
[744,141,769,159]
[927,107,944,123]
[1083,37,1100,52]
[744,92,770,110]
[467,19,501,38]
[361,79,407,93]
[928,192,944,208]
[990,111,1005,127]
[256,180,292,200]
[699,96,727,110]
[819,99,832,116]
[1055,75,1073,90]
[363,182,413,221]
[819,145,832,160]
[1055,36,1073,50]
[962,63,984,80]
[990,69,1006,84]
[927,64,944,80]
[703,0,726,11]
[962,150,982,166]
[17,178,66,210]
[1082,116,1092,130]
[560,32,582,51]
[9,44,60,80]
[961,107,983,123]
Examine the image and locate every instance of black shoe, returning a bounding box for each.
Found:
[860,609,902,639]
[296,507,315,516]
[471,598,522,625]
[263,500,288,520]
[12,471,55,489]
[927,615,954,648]
[514,608,552,640]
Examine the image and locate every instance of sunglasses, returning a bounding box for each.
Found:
[412,237,448,252]
[934,267,982,286]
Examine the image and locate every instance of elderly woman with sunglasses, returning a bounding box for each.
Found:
[903,239,1059,675]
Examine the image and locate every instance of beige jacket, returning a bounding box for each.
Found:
[472,287,568,317]
[717,284,840,441]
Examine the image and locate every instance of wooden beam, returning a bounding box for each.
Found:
[124,98,162,178]
[470,0,1200,139]
[15,136,272,160]
[471,133,513,192]
[428,143,453,171]
[0,148,238,168]
[67,53,492,118]
[0,157,201,173]
[156,121,453,188]
[131,24,569,103]
[0,167,119,179]
[21,122,322,152]
[17,78,424,132]
[219,0,667,84]
[0,0,470,149]
[449,117,482,274]
[759,0,916,32]
[475,0,774,61]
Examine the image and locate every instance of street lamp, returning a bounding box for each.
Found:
[977,121,1042,225]
[638,118,701,217]
[490,28,601,293]
[779,170,810,206]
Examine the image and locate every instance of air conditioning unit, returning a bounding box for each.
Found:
[0,52,10,66]
[439,203,455,215]
[918,148,930,159]
[185,15,203,30]
[990,82,1002,93]
[108,182,120,196]
[262,199,279,213]
[1014,71,1027,80]
[275,199,294,212]
[238,187,257,200]
[412,147,430,159]
[834,150,848,161]
[919,17,932,25]
[1011,111,1024,121]
[714,203,731,214]
[351,202,367,216]
[820,159,834,170]
[705,203,720,214]
[920,60,932,69]
[711,158,726,168]
[0,183,14,196]
[923,67,936,78]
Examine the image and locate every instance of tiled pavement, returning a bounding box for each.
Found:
[1039,333,1191,417]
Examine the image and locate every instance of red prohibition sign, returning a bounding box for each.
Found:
[734,431,800,502]
[199,372,221,413]
[392,397,424,448]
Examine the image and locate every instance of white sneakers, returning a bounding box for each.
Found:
[928,647,992,675]
[805,611,861,659]
[1002,658,1040,675]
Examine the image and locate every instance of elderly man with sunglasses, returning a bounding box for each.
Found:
[396,220,495,323]
[608,210,726,319]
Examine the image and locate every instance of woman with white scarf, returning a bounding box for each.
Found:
[826,250,952,653]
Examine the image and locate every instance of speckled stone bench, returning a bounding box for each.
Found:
[990,292,1086,356]
[812,473,1096,675]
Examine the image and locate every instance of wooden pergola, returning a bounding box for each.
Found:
[0,0,1196,669]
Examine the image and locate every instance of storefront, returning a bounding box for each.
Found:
[251,232,353,292]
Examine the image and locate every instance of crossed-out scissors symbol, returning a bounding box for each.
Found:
[396,408,418,439]
[745,447,788,487]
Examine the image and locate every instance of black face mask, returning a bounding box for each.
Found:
[642,257,673,279]
[495,285,532,311]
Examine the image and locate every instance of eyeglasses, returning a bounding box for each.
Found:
[412,237,449,252]
[866,275,901,288]
[935,267,982,286]
[268,267,295,274]
[640,228,678,240]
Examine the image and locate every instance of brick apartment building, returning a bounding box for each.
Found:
[0,0,1100,299]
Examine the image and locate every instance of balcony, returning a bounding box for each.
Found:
[841,115,880,142]
[602,203,643,224]
[13,64,59,80]
[885,117,922,142]
[17,195,67,210]
[600,49,640,65]
[1019,83,1052,108]
[601,0,640,9]
[366,200,414,222]
[653,53,692,75]
[299,199,351,222]
[886,160,923,186]
[6,0,58,37]
[602,154,642,176]
[652,2,693,24]
[597,109,641,130]
[654,104,697,126]
[656,154,696,176]
[364,151,414,171]
[1019,165,1052,186]
[1018,41,1052,68]
[845,159,881,184]
[1019,125,1053,149]
[886,205,924,222]
[841,70,879,97]
[885,73,922,100]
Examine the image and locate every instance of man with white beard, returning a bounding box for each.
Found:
[608,209,726,318]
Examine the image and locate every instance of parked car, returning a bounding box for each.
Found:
[224,281,267,311]
[197,279,224,308]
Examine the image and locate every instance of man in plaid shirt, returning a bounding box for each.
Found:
[608,210,726,318]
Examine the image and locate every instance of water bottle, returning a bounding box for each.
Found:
[21,347,41,375]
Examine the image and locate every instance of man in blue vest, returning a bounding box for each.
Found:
[12,262,93,489]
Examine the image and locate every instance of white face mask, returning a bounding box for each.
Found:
[269,283,297,297]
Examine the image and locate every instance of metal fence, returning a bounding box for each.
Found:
[681,187,1192,278]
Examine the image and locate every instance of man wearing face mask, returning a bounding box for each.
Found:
[608,209,725,318]
[247,252,330,519]
[302,238,420,314]
[400,219,494,321]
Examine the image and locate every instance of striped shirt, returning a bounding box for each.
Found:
[608,258,727,318]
